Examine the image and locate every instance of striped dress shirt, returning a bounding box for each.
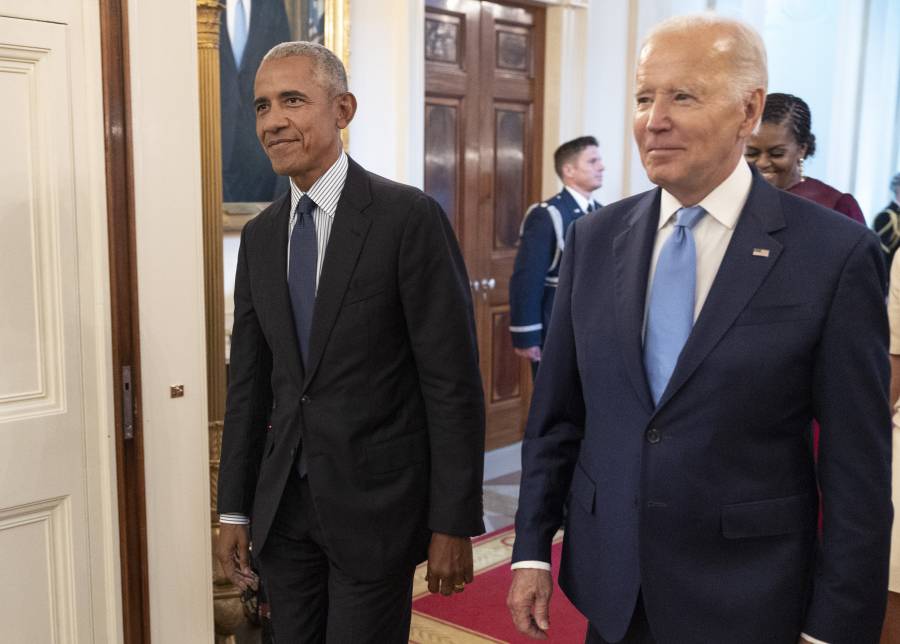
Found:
[220,151,349,527]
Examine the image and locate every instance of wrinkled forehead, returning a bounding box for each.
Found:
[637,28,736,78]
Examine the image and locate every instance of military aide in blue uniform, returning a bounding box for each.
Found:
[509,136,605,376]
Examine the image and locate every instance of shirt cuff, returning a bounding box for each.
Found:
[801,633,829,644]
[219,513,250,525]
[511,560,551,571]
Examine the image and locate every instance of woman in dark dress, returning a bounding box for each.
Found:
[745,92,865,224]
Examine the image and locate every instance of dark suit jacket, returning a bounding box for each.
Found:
[218,157,486,581]
[513,170,892,643]
[219,0,290,202]
[509,189,589,349]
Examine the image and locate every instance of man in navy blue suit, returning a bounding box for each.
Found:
[509,136,604,378]
[508,14,892,644]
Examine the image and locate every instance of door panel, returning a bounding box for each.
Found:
[425,0,544,451]
[0,14,107,642]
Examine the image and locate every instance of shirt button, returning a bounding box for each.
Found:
[646,428,661,444]
[300,395,311,404]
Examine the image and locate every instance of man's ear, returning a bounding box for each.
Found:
[740,87,765,138]
[335,92,357,130]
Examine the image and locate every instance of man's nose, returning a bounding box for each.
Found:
[260,106,289,132]
[645,101,670,132]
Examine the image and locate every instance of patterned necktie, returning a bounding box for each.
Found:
[643,205,706,405]
[288,195,318,367]
[231,0,248,68]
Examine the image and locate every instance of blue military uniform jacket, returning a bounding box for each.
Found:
[509,189,598,348]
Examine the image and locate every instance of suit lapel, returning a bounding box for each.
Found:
[613,190,660,413]
[302,158,373,390]
[259,193,306,388]
[654,174,786,411]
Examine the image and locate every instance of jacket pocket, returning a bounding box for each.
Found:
[721,492,814,539]
[569,462,596,515]
[366,432,428,475]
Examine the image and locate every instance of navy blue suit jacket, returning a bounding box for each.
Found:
[513,170,892,643]
[509,189,592,349]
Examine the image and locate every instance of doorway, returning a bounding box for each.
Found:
[424,0,545,450]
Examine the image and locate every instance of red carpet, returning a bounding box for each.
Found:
[410,527,588,643]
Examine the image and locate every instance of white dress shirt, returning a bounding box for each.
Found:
[564,185,598,213]
[220,152,349,527]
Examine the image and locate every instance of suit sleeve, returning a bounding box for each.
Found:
[509,207,557,348]
[398,194,486,537]
[804,230,893,643]
[217,223,273,517]
[512,221,586,563]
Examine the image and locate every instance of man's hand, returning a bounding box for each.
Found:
[426,533,474,595]
[507,568,553,639]
[514,346,542,362]
[215,523,258,592]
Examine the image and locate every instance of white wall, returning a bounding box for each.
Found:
[347,0,424,186]
[127,1,215,641]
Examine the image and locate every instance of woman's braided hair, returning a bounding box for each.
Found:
[761,92,816,158]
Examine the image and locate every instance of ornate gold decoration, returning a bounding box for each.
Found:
[196,2,241,642]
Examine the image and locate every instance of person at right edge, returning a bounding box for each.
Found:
[507,14,892,644]
[874,173,900,272]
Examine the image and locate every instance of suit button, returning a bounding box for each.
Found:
[646,428,661,444]
[300,395,311,404]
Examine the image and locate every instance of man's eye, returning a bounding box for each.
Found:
[285,97,303,105]
[674,93,692,101]
[636,96,651,106]
[255,104,268,113]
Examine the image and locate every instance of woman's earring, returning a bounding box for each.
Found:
[799,158,805,181]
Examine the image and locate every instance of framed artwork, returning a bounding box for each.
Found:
[219,0,349,230]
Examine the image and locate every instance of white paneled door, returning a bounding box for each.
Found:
[0,6,118,643]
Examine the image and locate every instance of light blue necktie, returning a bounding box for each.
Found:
[231,0,248,69]
[643,205,706,405]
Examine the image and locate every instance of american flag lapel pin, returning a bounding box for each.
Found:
[752,248,770,258]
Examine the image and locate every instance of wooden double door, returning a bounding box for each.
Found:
[425,0,545,450]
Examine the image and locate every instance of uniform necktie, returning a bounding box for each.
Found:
[587,201,599,213]
[643,205,706,405]
[288,194,318,367]
[231,0,248,68]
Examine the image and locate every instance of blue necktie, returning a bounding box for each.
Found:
[643,205,706,405]
[231,0,248,69]
[288,195,318,367]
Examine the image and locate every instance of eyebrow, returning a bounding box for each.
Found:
[253,90,309,109]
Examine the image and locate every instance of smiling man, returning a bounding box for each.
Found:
[508,14,891,644]
[215,42,486,642]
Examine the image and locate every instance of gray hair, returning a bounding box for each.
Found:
[891,172,900,195]
[262,41,348,96]
[641,13,768,103]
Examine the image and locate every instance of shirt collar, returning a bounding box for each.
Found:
[657,160,752,230]
[289,151,348,219]
[564,185,594,212]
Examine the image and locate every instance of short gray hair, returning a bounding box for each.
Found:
[891,172,900,195]
[262,41,348,96]
[641,13,768,103]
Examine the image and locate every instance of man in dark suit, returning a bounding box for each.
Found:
[509,136,604,378]
[220,0,290,202]
[873,173,900,272]
[507,15,892,644]
[215,42,486,642]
